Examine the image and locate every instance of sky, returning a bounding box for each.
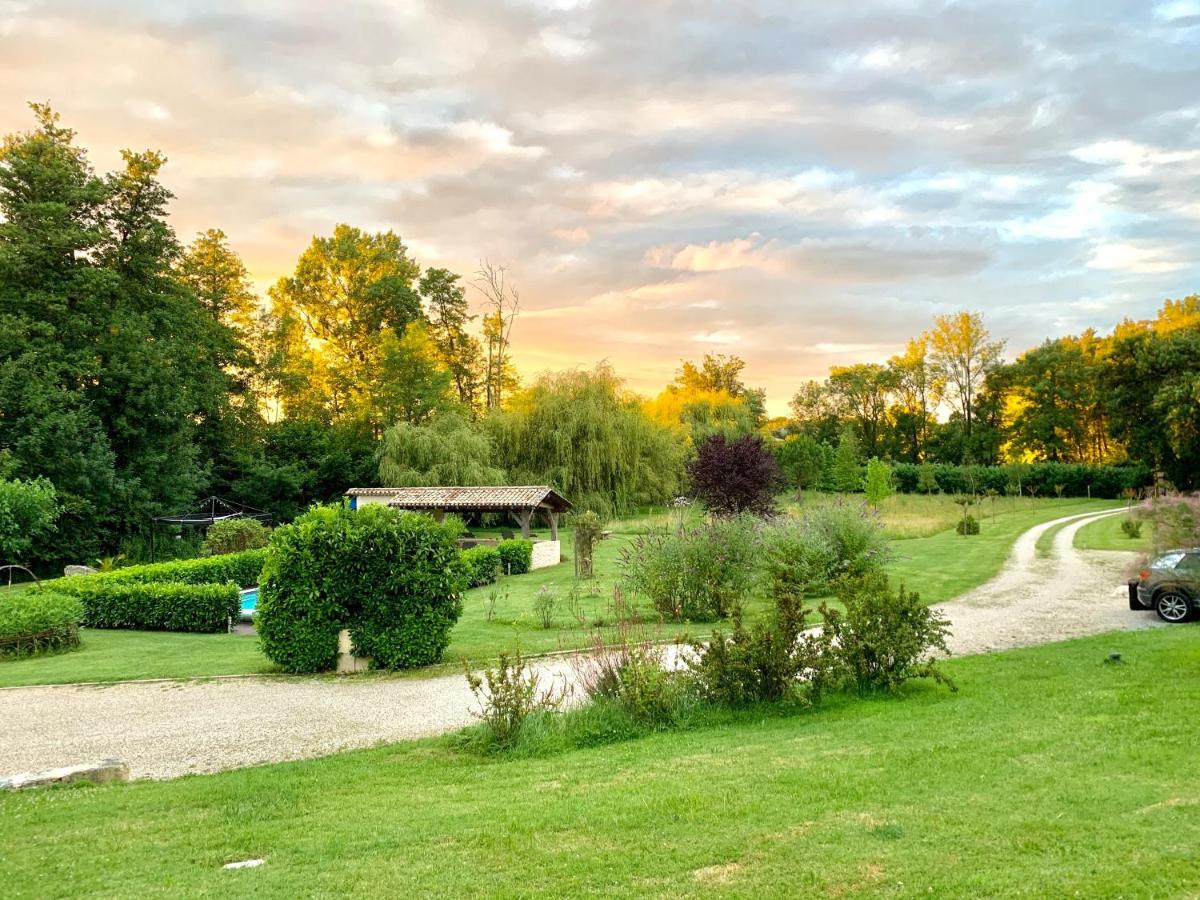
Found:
[2,0,1198,414]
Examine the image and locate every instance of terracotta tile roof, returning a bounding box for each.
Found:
[343,485,572,512]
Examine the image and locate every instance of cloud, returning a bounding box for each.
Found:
[1087,241,1187,274]
[2,0,1197,413]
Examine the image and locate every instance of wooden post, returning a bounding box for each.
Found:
[431,508,445,523]
[516,508,533,538]
[548,509,559,541]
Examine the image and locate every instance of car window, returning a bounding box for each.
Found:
[1151,552,1185,570]
[1175,553,1200,573]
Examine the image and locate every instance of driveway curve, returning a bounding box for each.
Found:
[0,509,1158,780]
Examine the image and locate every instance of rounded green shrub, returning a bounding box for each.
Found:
[956,514,981,535]
[462,546,502,588]
[257,504,466,674]
[497,539,533,575]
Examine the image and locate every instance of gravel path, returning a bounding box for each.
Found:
[0,509,1156,781]
[935,508,1160,655]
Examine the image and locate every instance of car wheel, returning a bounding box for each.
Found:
[1155,591,1193,624]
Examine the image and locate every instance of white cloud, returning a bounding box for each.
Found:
[692,330,742,345]
[1087,241,1186,273]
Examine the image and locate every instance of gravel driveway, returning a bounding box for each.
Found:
[0,509,1157,781]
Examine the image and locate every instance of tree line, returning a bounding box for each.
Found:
[2,106,1196,568]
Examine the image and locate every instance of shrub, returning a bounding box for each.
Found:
[687,595,833,706]
[688,433,781,516]
[1139,495,1200,553]
[915,462,939,494]
[1120,517,1143,539]
[461,545,502,588]
[0,590,82,657]
[257,504,465,674]
[464,651,564,751]
[60,579,238,632]
[821,573,955,693]
[96,549,267,588]
[532,586,556,628]
[202,518,270,556]
[775,434,830,491]
[497,539,533,575]
[763,502,891,602]
[621,516,759,621]
[956,514,980,535]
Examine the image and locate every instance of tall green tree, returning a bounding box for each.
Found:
[267,224,424,423]
[826,363,897,458]
[420,267,483,412]
[929,311,1006,446]
[675,353,767,425]
[888,336,942,462]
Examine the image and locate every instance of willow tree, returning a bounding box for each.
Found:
[378,414,506,486]
[486,364,686,516]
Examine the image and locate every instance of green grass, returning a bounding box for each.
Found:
[0,496,1120,686]
[1075,510,1153,553]
[3,626,1197,897]
[0,630,273,687]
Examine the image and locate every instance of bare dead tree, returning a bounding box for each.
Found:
[473,260,521,410]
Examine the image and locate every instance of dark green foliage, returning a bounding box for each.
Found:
[775,434,830,490]
[830,427,862,492]
[0,590,82,657]
[61,579,238,632]
[257,504,465,674]
[461,545,502,588]
[497,539,533,575]
[621,517,759,621]
[956,514,980,535]
[687,596,833,706]
[201,518,270,556]
[821,574,955,693]
[890,462,1147,498]
[93,549,267,588]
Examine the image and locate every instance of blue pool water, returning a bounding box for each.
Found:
[239,587,258,620]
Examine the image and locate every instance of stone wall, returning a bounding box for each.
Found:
[530,539,561,570]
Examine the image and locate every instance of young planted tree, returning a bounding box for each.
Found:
[863,457,894,508]
[688,434,780,517]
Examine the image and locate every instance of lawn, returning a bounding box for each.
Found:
[3,626,1197,897]
[1074,509,1153,553]
[0,495,1120,685]
[0,630,272,687]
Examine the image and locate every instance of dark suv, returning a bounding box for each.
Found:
[1129,549,1200,623]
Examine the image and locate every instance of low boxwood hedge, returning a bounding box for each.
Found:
[96,549,267,588]
[462,546,502,588]
[257,504,466,674]
[59,580,239,633]
[497,539,533,575]
[0,590,83,658]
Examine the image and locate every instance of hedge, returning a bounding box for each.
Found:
[257,504,466,674]
[0,590,83,658]
[462,546,502,588]
[497,539,533,575]
[58,579,239,633]
[890,463,1149,498]
[94,549,267,588]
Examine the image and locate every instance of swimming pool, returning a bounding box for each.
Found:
[239,587,258,621]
